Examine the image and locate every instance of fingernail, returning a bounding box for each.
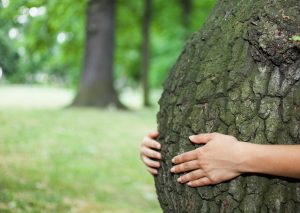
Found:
[189,135,195,141]
[170,167,175,173]
[187,182,192,186]
[171,158,175,163]
[177,177,181,182]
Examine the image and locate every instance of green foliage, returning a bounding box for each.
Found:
[116,0,217,88]
[0,0,86,85]
[0,0,216,87]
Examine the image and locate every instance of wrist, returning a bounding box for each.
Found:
[236,141,259,174]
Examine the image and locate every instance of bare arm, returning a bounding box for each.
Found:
[172,133,300,187]
[241,143,300,179]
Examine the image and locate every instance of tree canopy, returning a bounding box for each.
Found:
[0,0,216,88]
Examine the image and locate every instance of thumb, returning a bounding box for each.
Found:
[189,133,213,144]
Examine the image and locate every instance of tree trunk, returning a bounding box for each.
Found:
[155,0,300,212]
[141,0,152,107]
[73,0,122,108]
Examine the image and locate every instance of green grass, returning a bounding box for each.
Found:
[0,86,162,212]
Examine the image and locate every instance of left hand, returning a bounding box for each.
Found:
[140,131,162,175]
[171,133,245,187]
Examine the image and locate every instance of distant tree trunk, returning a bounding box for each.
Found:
[180,0,191,38]
[156,0,300,212]
[73,0,122,108]
[141,0,152,107]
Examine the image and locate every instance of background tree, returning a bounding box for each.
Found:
[73,0,121,107]
[180,0,191,38]
[141,0,152,107]
[156,0,300,211]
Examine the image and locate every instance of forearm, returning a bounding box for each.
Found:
[239,143,300,179]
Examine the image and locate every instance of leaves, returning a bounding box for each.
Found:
[0,0,216,86]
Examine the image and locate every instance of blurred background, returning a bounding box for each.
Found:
[0,0,215,212]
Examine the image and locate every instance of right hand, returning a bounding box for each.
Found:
[140,131,162,175]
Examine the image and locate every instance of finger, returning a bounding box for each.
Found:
[148,130,159,139]
[189,133,215,144]
[147,167,158,175]
[171,160,199,173]
[142,156,160,168]
[143,137,161,149]
[177,169,205,183]
[187,177,211,187]
[141,147,162,159]
[172,150,197,164]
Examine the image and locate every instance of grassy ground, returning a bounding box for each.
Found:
[0,85,162,213]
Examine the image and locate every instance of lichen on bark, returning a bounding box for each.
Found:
[155,0,300,212]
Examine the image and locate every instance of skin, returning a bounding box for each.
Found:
[140,131,162,175]
[140,131,300,187]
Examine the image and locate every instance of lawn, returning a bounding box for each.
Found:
[0,85,162,213]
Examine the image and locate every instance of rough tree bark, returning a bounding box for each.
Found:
[156,0,300,212]
[141,0,152,107]
[73,0,122,107]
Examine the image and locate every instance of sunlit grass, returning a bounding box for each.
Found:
[0,84,162,110]
[0,85,73,109]
[0,86,162,213]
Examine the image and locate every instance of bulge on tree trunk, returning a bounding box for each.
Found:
[155,0,300,212]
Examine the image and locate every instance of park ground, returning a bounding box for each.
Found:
[0,85,162,213]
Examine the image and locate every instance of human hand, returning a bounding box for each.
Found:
[140,131,162,175]
[171,133,245,187]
